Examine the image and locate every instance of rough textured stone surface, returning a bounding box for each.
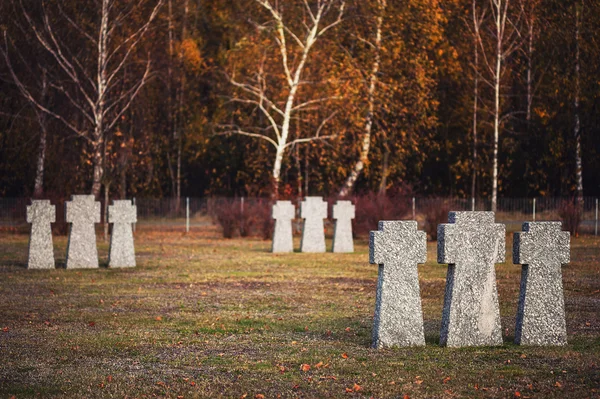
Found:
[332,200,355,253]
[26,200,55,269]
[370,221,427,348]
[272,201,295,253]
[438,211,505,347]
[300,197,327,253]
[65,195,101,269]
[513,222,570,346]
[108,200,137,268]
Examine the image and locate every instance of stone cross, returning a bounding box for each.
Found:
[26,200,55,269]
[513,222,570,345]
[65,195,101,269]
[370,221,427,348]
[300,197,328,253]
[332,200,355,253]
[272,201,295,253]
[438,211,505,347]
[108,200,137,268]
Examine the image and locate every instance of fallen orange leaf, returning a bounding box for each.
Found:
[514,391,522,398]
[315,361,324,369]
[341,353,349,359]
[443,376,451,384]
[300,364,311,372]
[353,383,362,392]
[155,316,162,321]
[555,382,562,388]
[255,394,265,399]
[345,387,353,393]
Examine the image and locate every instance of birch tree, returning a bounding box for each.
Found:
[574,0,583,203]
[2,0,163,198]
[338,0,386,198]
[221,0,345,197]
[478,0,522,211]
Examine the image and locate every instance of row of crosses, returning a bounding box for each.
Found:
[370,211,570,347]
[26,195,137,269]
[272,197,355,253]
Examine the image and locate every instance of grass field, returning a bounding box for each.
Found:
[0,227,599,398]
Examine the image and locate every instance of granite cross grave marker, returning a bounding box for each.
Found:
[438,211,505,347]
[300,197,327,253]
[370,221,427,348]
[65,195,101,269]
[332,200,355,253]
[108,200,137,268]
[272,201,295,253]
[26,200,55,269]
[513,222,570,345]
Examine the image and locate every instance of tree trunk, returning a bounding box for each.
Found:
[574,1,583,203]
[526,15,534,123]
[471,0,479,201]
[33,69,49,198]
[339,0,386,198]
[491,0,503,213]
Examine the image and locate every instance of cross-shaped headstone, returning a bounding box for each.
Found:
[108,200,137,268]
[370,221,427,348]
[26,200,55,269]
[300,197,328,253]
[438,211,505,347]
[65,195,101,269]
[513,222,570,345]
[272,201,295,253]
[332,200,355,253]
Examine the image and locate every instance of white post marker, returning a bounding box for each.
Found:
[533,198,536,222]
[412,197,416,220]
[186,197,190,233]
[132,197,136,233]
[471,197,475,211]
[595,198,598,236]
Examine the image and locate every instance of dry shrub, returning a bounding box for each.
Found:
[213,198,240,238]
[424,199,450,241]
[559,200,582,236]
[352,192,411,237]
[252,199,274,240]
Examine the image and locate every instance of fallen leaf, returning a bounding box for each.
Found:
[515,391,522,398]
[2,327,8,333]
[241,394,247,399]
[155,316,162,321]
[345,327,351,332]
[353,383,362,392]
[403,395,410,399]
[555,382,562,388]
[341,353,349,359]
[300,364,310,372]
[190,381,196,386]
[315,361,324,369]
[106,375,112,382]
[345,388,353,393]
[88,321,96,327]
[520,354,527,359]
[255,394,265,399]
[443,376,451,384]
[279,365,286,373]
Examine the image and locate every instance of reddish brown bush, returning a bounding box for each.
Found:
[352,192,411,237]
[559,200,582,236]
[423,199,450,241]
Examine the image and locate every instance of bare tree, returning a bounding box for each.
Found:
[477,0,522,211]
[574,0,583,204]
[2,0,163,198]
[338,0,386,198]
[221,0,345,197]
[469,0,487,201]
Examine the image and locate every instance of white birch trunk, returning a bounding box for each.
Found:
[339,0,386,198]
[574,1,583,203]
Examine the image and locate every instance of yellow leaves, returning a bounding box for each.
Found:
[178,38,204,73]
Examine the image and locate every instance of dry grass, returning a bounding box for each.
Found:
[0,227,599,398]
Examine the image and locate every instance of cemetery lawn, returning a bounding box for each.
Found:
[0,228,599,399]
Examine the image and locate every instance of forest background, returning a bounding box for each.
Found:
[0,0,598,206]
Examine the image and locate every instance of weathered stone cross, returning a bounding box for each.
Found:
[108,200,137,268]
[332,200,355,253]
[65,195,101,269]
[26,200,55,269]
[370,221,427,348]
[513,222,570,345]
[272,201,295,253]
[300,197,327,253]
[438,211,505,347]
